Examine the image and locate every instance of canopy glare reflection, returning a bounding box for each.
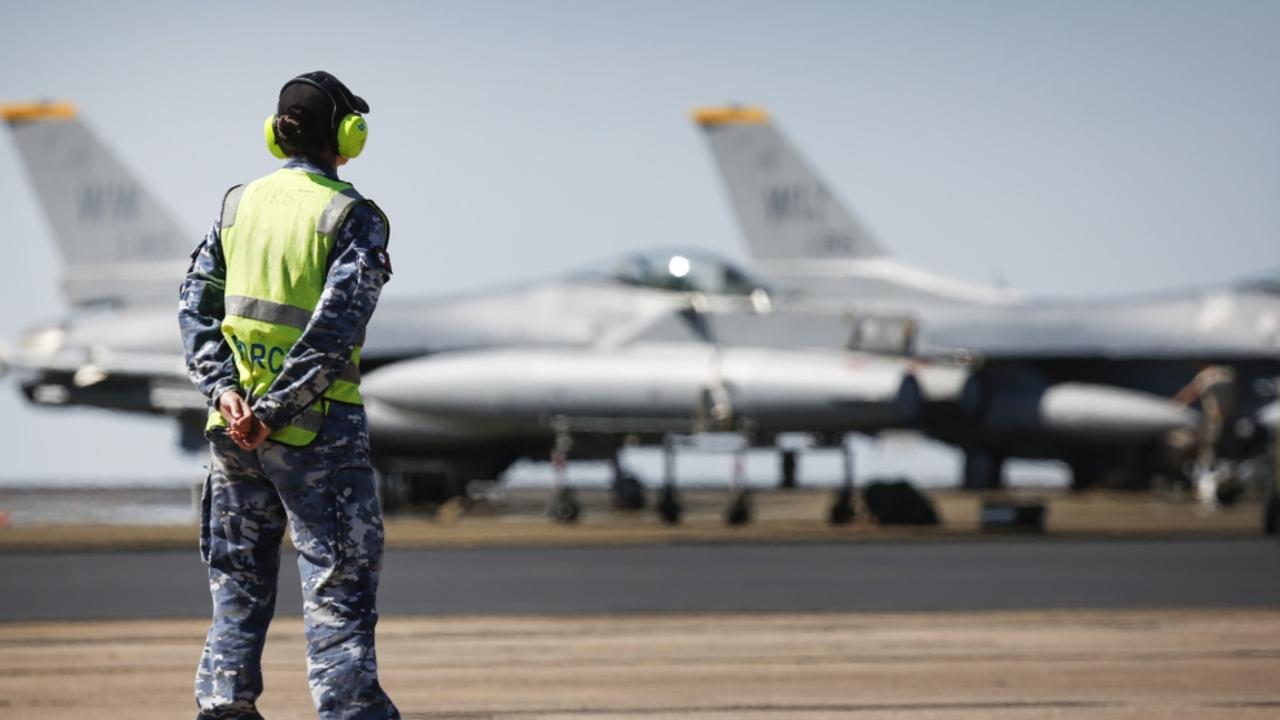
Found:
[668,255,691,278]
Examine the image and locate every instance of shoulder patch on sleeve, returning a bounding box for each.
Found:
[372,246,393,274]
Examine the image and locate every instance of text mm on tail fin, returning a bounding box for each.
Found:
[694,105,884,263]
[4,101,191,306]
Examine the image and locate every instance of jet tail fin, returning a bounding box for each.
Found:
[4,101,191,307]
[694,106,1020,306]
[694,106,884,263]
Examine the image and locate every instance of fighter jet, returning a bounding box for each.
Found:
[694,105,1280,490]
[2,101,954,520]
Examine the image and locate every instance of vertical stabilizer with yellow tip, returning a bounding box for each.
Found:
[3,100,190,306]
[693,105,884,264]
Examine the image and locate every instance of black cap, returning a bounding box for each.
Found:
[277,71,369,131]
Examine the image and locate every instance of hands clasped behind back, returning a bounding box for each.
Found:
[217,390,275,451]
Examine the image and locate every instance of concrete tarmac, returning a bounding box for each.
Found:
[0,488,1265,551]
[2,538,1278,622]
[3,610,1279,719]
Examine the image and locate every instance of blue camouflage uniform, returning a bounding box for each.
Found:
[178,158,399,720]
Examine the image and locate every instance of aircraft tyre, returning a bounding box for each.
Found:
[611,470,647,511]
[657,486,682,525]
[963,451,1005,491]
[548,487,581,524]
[863,480,940,526]
[828,487,855,526]
[1215,476,1245,508]
[725,489,753,526]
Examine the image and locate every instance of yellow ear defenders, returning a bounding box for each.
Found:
[265,112,368,159]
[264,115,287,159]
[264,75,369,160]
[335,113,368,158]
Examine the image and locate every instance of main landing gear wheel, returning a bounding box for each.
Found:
[963,450,1005,491]
[611,470,647,511]
[829,487,856,526]
[657,486,682,525]
[548,487,581,524]
[725,489,753,527]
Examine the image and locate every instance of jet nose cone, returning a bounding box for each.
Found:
[360,355,495,415]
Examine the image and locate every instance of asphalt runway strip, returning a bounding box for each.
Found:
[2,539,1279,621]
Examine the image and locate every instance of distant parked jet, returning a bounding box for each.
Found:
[695,105,1279,490]
[2,101,957,522]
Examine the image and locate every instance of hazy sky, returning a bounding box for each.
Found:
[1,0,1277,483]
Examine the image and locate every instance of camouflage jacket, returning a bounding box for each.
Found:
[178,158,391,431]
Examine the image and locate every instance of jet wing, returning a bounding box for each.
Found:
[917,287,1280,361]
[363,282,688,362]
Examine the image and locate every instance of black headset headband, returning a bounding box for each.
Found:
[278,72,367,132]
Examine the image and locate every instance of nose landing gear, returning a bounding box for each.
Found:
[547,428,581,524]
[657,435,682,525]
[829,435,857,526]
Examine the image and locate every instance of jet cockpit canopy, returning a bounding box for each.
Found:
[583,249,768,297]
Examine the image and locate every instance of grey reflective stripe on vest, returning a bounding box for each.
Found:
[316,188,364,238]
[226,295,367,362]
[338,361,360,385]
[225,295,312,330]
[292,406,325,433]
[220,185,246,230]
[366,200,391,248]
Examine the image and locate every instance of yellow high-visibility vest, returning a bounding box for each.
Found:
[205,167,382,446]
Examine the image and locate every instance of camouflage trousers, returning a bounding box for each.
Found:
[195,402,400,719]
